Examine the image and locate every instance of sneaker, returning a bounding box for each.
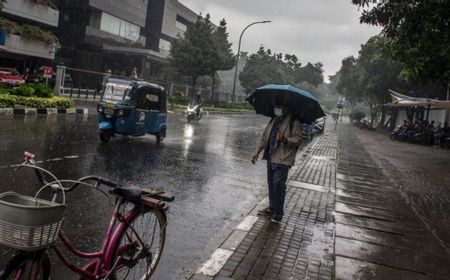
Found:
[270,216,282,224]
[257,207,274,216]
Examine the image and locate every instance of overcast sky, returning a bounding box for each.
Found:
[179,0,381,82]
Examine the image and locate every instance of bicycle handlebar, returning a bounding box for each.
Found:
[21,152,119,193]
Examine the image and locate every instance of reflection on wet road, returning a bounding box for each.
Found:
[0,113,268,279]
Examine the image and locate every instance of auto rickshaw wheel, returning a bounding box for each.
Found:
[156,128,166,143]
[100,130,112,142]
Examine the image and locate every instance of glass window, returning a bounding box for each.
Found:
[175,20,187,32]
[103,83,132,101]
[100,12,140,41]
[159,39,171,51]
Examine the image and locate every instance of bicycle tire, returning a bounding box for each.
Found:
[109,208,167,280]
[0,251,50,280]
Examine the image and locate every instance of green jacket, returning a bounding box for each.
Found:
[256,114,302,166]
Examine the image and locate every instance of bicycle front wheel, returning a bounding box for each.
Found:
[110,208,166,280]
[0,251,50,280]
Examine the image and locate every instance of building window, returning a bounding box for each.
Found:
[159,39,171,51]
[175,20,187,32]
[100,12,140,41]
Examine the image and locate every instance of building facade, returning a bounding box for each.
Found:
[1,0,201,88]
[56,0,199,87]
[0,0,59,73]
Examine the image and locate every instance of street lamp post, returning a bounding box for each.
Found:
[231,20,271,103]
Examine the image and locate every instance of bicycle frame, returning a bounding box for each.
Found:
[51,199,142,280]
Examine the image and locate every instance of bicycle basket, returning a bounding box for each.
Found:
[0,192,66,251]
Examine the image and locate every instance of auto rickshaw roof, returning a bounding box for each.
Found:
[106,78,165,92]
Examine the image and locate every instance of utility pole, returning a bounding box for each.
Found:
[231,20,271,103]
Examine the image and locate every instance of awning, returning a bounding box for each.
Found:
[386,90,450,109]
[102,45,169,64]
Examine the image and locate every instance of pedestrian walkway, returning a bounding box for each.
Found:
[191,133,338,280]
[334,123,450,280]
[190,122,450,280]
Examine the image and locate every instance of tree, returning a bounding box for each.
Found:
[294,62,324,87]
[239,46,324,95]
[170,14,218,97]
[239,46,292,95]
[0,0,6,9]
[352,0,450,85]
[335,36,404,125]
[210,19,235,99]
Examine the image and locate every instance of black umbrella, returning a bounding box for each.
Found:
[247,84,325,123]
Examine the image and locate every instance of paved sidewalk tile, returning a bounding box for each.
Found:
[214,134,337,280]
[334,123,450,280]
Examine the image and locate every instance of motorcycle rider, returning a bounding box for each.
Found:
[192,93,203,117]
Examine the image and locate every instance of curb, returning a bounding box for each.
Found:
[172,109,254,115]
[0,108,89,116]
[190,138,320,280]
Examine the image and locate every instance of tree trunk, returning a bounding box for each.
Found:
[210,74,216,101]
[380,103,386,128]
[191,76,198,100]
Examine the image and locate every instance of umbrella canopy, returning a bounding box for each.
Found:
[247,84,326,123]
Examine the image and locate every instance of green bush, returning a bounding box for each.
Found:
[30,83,53,98]
[168,95,191,105]
[0,94,17,108]
[9,84,35,97]
[15,96,74,108]
[349,109,365,122]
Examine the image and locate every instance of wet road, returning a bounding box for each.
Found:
[0,112,269,279]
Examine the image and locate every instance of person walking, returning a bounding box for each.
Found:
[251,97,302,224]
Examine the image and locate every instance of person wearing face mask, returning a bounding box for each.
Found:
[251,96,302,223]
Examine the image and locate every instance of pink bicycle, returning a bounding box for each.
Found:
[0,152,174,280]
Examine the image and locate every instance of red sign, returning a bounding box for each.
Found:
[43,66,53,78]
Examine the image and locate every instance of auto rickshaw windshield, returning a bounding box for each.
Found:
[103,82,132,101]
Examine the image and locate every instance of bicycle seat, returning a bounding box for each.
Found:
[110,187,142,203]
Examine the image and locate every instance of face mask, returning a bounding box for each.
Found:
[274,107,283,117]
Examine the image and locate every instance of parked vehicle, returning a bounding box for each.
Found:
[0,152,173,280]
[390,125,408,141]
[0,67,25,87]
[302,123,315,140]
[97,78,167,143]
[186,103,203,122]
[358,119,376,130]
[314,117,326,134]
[443,137,450,148]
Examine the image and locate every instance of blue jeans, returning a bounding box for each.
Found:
[267,161,289,219]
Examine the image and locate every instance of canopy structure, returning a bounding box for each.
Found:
[387,90,450,109]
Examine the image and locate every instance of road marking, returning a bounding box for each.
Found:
[197,248,233,276]
[0,155,79,169]
[236,215,259,231]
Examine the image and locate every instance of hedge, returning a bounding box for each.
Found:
[9,84,53,98]
[0,95,17,108]
[0,94,74,109]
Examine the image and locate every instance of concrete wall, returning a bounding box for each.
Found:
[89,0,148,27]
[2,0,59,27]
[5,34,55,60]
[161,0,197,39]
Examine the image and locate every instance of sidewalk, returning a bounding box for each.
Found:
[191,132,337,280]
[190,121,450,280]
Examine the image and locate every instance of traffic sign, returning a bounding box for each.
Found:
[43,66,53,78]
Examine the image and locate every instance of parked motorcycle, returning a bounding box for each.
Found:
[390,126,408,141]
[313,117,326,134]
[186,104,203,122]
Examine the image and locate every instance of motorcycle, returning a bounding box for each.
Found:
[186,103,203,122]
[390,125,408,141]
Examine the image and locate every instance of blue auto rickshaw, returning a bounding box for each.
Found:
[97,78,167,143]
